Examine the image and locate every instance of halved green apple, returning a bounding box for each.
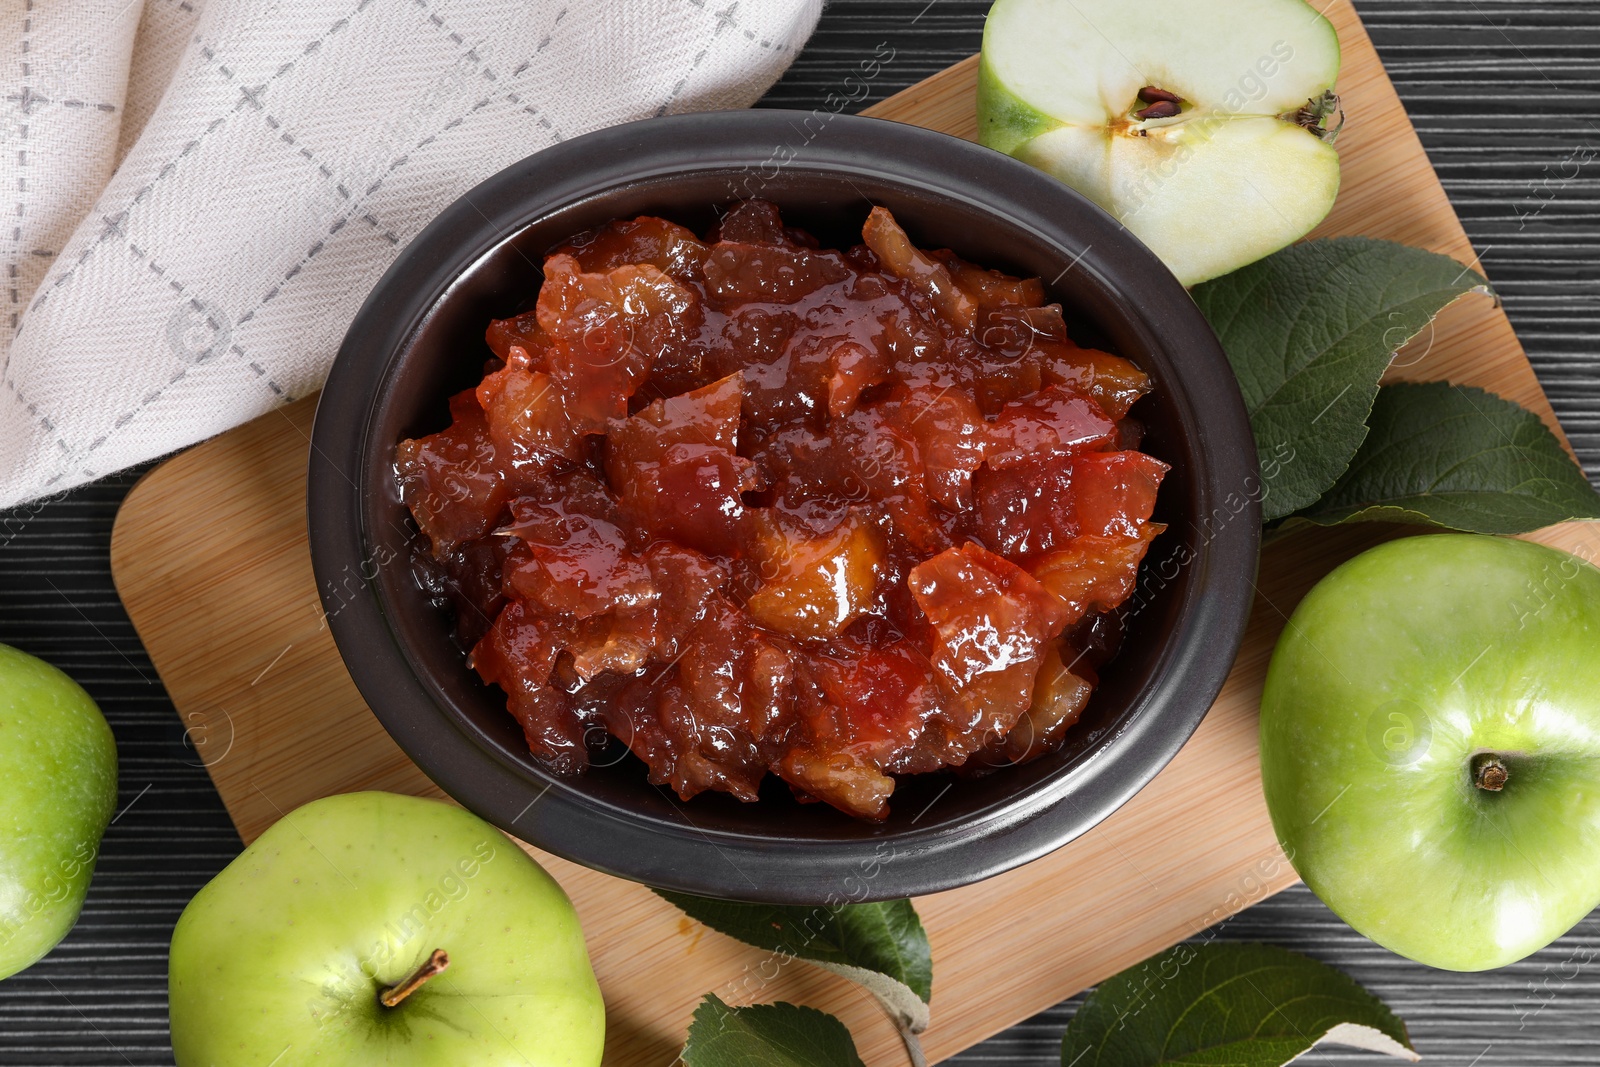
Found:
[978,0,1342,286]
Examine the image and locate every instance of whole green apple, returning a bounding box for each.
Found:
[169,791,605,1065]
[0,643,118,980]
[1262,534,1600,971]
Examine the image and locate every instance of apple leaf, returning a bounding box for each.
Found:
[683,995,866,1067]
[658,892,931,1042]
[1060,943,1418,1067]
[1190,237,1491,522]
[1287,382,1600,532]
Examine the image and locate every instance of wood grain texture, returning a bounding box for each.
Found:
[107,2,1600,1063]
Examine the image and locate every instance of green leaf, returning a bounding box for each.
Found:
[658,892,932,1037]
[1288,382,1600,533]
[1191,236,1491,522]
[683,995,866,1067]
[1060,943,1418,1067]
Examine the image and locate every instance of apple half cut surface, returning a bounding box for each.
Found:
[978,0,1343,286]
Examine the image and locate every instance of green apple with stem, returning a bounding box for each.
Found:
[1262,534,1600,971]
[169,791,605,1065]
[0,643,118,980]
[977,0,1342,285]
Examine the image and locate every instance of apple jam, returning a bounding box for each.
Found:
[397,201,1167,820]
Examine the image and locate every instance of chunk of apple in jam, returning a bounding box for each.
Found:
[536,253,699,432]
[396,390,508,554]
[563,543,729,683]
[971,454,1077,560]
[826,340,892,418]
[625,450,756,558]
[972,449,1167,560]
[558,613,652,680]
[554,215,709,280]
[1030,525,1165,627]
[934,248,1047,310]
[502,508,656,619]
[909,543,1069,738]
[740,328,895,429]
[862,206,976,332]
[499,503,729,683]
[485,310,552,366]
[713,199,803,246]
[777,748,897,822]
[641,544,731,659]
[605,373,758,556]
[1072,451,1169,536]
[470,600,586,773]
[610,371,743,458]
[801,642,940,759]
[782,640,953,816]
[475,346,581,480]
[985,384,1117,467]
[745,511,887,640]
[993,644,1094,765]
[678,598,796,749]
[703,241,852,305]
[901,383,989,511]
[1032,340,1152,420]
[974,306,1062,364]
[606,597,794,802]
[760,408,946,553]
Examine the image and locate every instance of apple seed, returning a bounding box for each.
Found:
[1136,85,1182,104]
[1134,100,1181,120]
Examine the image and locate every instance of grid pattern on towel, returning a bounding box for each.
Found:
[0,0,821,507]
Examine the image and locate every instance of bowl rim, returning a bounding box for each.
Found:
[308,109,1260,902]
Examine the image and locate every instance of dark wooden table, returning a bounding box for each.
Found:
[2,1,1596,1062]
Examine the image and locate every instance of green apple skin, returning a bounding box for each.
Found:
[169,791,605,1066]
[0,643,118,980]
[1262,534,1600,971]
[977,0,1342,286]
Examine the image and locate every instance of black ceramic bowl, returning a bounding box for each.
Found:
[308,110,1259,903]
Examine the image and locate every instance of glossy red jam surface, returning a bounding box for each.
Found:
[397,202,1167,820]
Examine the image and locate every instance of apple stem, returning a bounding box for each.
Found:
[379,949,450,1008]
[1472,754,1509,792]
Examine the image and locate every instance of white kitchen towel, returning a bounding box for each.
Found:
[0,0,821,507]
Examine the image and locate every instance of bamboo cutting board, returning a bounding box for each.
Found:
[110,3,1600,1063]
